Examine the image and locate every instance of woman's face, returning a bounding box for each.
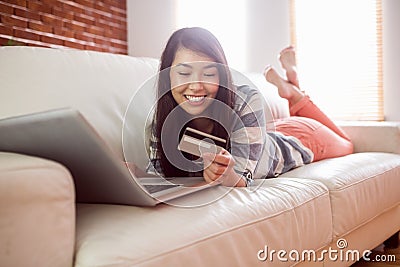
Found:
[169,48,220,115]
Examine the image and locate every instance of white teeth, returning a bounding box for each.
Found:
[185,95,205,102]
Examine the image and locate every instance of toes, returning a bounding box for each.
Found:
[280,45,296,56]
[264,66,275,82]
[263,64,272,77]
[264,66,283,85]
[279,46,296,63]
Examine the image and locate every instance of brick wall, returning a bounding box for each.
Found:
[0,0,127,54]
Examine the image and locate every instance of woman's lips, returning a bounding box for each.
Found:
[184,95,207,106]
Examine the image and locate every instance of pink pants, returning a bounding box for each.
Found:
[274,96,353,162]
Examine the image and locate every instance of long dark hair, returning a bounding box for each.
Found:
[155,27,236,177]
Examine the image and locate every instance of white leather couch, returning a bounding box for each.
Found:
[0,47,399,267]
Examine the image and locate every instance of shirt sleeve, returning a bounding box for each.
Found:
[145,122,164,176]
[230,85,266,186]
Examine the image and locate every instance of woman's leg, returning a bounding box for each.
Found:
[264,63,353,161]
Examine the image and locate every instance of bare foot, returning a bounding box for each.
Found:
[279,46,300,88]
[264,66,304,107]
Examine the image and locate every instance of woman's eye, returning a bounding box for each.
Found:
[204,73,216,77]
[178,72,191,76]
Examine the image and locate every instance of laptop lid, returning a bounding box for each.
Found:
[0,108,162,206]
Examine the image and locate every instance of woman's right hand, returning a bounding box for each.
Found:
[202,149,245,187]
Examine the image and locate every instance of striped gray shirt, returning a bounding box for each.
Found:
[146,85,313,185]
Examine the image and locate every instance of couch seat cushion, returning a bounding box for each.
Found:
[75,178,330,267]
[281,152,400,237]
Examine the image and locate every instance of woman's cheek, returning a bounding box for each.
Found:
[205,83,219,96]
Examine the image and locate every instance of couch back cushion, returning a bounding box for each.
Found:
[0,47,159,168]
[0,47,289,170]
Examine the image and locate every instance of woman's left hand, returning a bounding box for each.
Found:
[202,149,246,187]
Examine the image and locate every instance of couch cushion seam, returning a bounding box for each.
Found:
[117,190,331,266]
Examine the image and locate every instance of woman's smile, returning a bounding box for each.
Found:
[184,94,207,105]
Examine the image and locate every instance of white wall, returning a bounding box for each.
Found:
[245,0,290,73]
[127,0,400,121]
[127,0,290,74]
[127,0,177,60]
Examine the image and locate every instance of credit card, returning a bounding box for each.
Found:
[178,127,226,157]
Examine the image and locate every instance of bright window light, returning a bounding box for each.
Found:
[293,0,382,120]
[176,0,246,72]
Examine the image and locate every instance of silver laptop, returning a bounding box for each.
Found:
[0,108,217,206]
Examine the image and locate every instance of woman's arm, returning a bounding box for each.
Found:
[229,85,267,185]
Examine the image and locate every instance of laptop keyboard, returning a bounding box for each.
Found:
[142,184,180,194]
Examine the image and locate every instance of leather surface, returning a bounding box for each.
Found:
[281,152,400,237]
[75,178,331,267]
[0,152,75,267]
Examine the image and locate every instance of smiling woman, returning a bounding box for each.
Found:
[148,27,243,185]
[146,27,354,189]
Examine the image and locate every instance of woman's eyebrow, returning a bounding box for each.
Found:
[175,63,218,69]
[176,63,193,68]
[203,63,218,69]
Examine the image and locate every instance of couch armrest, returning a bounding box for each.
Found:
[337,121,400,154]
[0,152,75,267]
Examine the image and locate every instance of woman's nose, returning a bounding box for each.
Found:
[188,81,203,90]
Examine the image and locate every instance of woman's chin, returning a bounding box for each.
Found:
[181,106,206,116]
